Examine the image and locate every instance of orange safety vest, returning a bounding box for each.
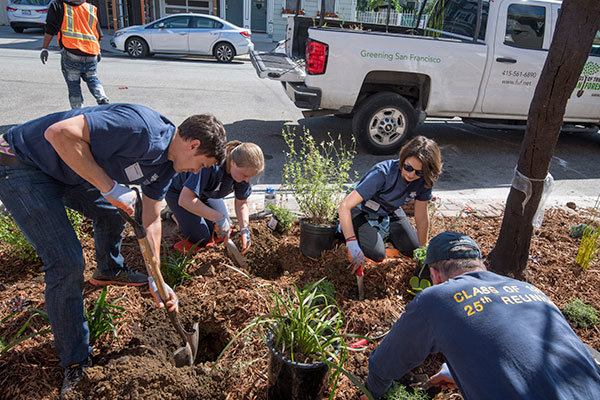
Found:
[59,2,100,55]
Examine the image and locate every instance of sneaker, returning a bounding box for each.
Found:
[60,357,91,398]
[89,267,147,287]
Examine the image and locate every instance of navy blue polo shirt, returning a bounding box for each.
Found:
[168,165,251,202]
[7,104,176,200]
[355,159,432,215]
[366,271,600,399]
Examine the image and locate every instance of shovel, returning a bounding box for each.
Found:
[356,263,365,300]
[117,189,199,367]
[225,231,247,269]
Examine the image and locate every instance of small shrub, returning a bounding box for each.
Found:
[85,286,126,345]
[302,280,335,305]
[562,299,599,329]
[427,197,472,237]
[382,381,429,400]
[0,305,51,354]
[576,196,600,270]
[268,204,296,233]
[160,244,196,288]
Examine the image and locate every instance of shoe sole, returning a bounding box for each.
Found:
[89,278,147,287]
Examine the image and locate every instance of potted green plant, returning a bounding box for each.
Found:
[267,203,296,234]
[214,275,371,400]
[281,127,357,257]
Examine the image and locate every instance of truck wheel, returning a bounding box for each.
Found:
[353,92,417,155]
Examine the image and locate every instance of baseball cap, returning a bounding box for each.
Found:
[424,231,482,265]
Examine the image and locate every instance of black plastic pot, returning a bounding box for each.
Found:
[266,334,330,400]
[299,219,337,258]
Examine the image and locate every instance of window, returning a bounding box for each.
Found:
[427,0,489,41]
[191,17,222,29]
[10,0,51,5]
[591,30,600,57]
[324,0,335,14]
[150,16,190,29]
[504,4,545,49]
[285,0,301,9]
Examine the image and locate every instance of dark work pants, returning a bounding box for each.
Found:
[351,207,419,262]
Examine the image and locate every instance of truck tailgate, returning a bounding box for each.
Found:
[250,51,305,82]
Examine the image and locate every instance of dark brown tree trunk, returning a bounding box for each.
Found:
[488,0,600,277]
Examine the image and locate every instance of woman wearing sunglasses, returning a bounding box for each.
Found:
[338,136,442,268]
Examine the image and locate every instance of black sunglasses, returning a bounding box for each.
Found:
[403,163,424,177]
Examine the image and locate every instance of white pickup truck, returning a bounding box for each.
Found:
[251,0,600,154]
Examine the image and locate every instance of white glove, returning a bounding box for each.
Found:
[241,228,251,254]
[346,238,365,267]
[148,277,178,311]
[214,216,231,239]
[101,180,136,215]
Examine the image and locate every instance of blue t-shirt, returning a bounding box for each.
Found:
[366,270,600,399]
[168,164,251,202]
[355,159,432,216]
[7,104,176,200]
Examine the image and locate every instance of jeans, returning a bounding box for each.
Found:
[61,49,108,109]
[165,192,228,244]
[0,164,126,367]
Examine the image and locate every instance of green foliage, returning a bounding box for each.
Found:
[281,127,357,225]
[215,274,372,400]
[570,224,590,239]
[85,286,126,345]
[576,196,600,270]
[427,197,472,237]
[407,276,431,296]
[268,204,296,233]
[563,299,599,329]
[161,244,196,288]
[369,0,403,12]
[413,244,428,268]
[382,381,429,400]
[0,208,86,261]
[0,307,51,354]
[302,280,335,305]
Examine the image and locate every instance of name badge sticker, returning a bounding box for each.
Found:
[365,199,380,212]
[124,162,144,182]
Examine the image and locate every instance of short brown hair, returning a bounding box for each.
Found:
[178,114,227,164]
[398,136,442,187]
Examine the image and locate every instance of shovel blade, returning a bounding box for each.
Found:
[173,322,200,367]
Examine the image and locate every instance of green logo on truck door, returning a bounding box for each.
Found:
[576,61,600,97]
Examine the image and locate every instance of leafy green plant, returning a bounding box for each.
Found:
[382,381,429,400]
[0,307,51,354]
[302,280,335,305]
[282,127,357,225]
[268,203,296,233]
[160,244,196,288]
[0,208,86,261]
[413,244,428,269]
[562,299,599,329]
[576,196,600,270]
[407,276,431,296]
[214,272,371,400]
[85,286,126,345]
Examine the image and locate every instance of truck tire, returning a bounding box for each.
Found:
[352,92,417,155]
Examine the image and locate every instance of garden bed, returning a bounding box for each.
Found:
[0,207,599,400]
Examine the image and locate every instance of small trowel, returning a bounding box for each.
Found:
[225,232,247,269]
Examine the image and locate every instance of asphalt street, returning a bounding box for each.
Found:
[1,26,599,210]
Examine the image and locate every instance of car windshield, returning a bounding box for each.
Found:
[10,0,52,5]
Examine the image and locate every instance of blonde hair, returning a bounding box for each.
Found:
[225,141,265,174]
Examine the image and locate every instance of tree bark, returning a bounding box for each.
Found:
[488,0,600,277]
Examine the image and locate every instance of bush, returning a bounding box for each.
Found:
[268,204,296,233]
[562,299,599,329]
[161,244,196,288]
[302,280,335,305]
[382,381,429,400]
[282,127,357,225]
[85,286,126,345]
[576,196,600,270]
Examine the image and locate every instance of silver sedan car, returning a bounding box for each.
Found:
[111,14,254,63]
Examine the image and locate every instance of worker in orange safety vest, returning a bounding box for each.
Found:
[41,0,109,109]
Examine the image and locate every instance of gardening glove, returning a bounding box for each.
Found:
[425,363,456,390]
[346,238,365,268]
[240,228,251,254]
[101,180,136,215]
[40,49,48,64]
[148,277,178,312]
[97,51,101,63]
[214,216,231,239]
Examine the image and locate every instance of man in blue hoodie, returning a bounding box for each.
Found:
[363,231,600,399]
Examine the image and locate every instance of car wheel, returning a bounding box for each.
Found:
[126,37,149,58]
[12,27,24,33]
[214,42,235,63]
[352,92,417,155]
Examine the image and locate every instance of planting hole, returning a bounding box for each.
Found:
[195,322,229,363]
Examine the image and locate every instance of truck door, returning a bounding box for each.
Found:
[481,1,551,116]
[554,3,600,121]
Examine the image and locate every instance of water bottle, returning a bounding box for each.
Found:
[264,187,276,213]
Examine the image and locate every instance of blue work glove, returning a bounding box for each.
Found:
[148,277,178,312]
[241,228,251,254]
[40,49,48,64]
[101,180,136,215]
[346,238,365,268]
[214,216,231,239]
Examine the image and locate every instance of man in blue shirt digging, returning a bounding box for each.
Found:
[0,104,226,396]
[362,231,600,400]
